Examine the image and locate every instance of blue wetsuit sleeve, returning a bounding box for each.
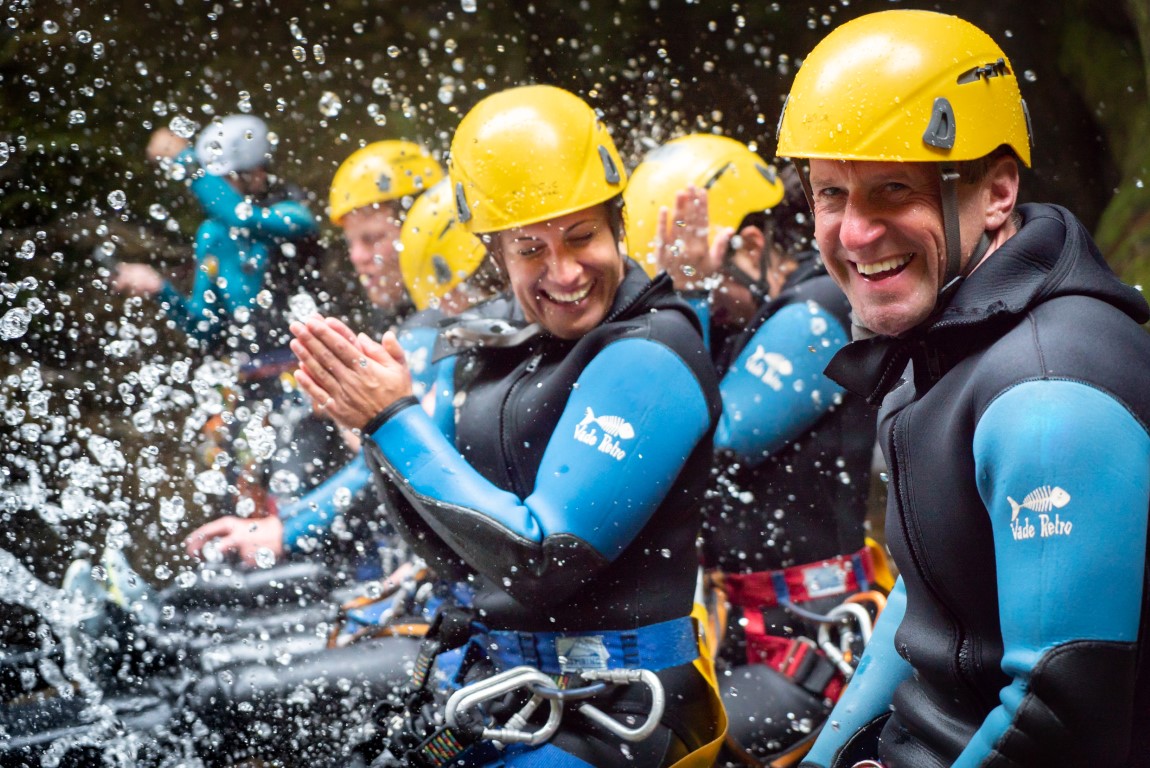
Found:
[366,337,712,607]
[279,452,374,551]
[183,150,317,239]
[396,324,441,401]
[155,219,236,343]
[680,291,711,351]
[715,301,847,462]
[953,380,1150,767]
[802,578,912,768]
[426,357,457,443]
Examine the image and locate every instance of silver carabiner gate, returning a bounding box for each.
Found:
[574,668,666,742]
[444,665,563,746]
[817,602,874,679]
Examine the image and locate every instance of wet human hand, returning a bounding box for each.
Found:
[184,515,284,567]
[655,185,732,291]
[289,315,413,432]
[111,263,164,296]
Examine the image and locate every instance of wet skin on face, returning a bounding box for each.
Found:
[341,205,406,309]
[808,160,966,337]
[493,204,625,341]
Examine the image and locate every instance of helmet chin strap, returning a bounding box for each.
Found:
[937,164,990,303]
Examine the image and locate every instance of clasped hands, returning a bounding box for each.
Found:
[289,315,413,432]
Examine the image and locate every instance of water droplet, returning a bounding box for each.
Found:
[256,290,274,309]
[269,469,300,495]
[1023,70,1037,83]
[195,469,229,496]
[68,109,87,125]
[461,0,478,11]
[75,29,91,43]
[236,497,257,518]
[387,45,401,58]
[437,81,456,105]
[255,548,276,569]
[169,115,197,139]
[159,496,186,532]
[333,487,352,510]
[148,203,168,220]
[233,200,253,220]
[42,20,59,34]
[288,292,318,322]
[17,240,34,259]
[131,407,155,433]
[372,77,390,95]
[0,141,10,167]
[312,44,325,65]
[292,45,306,62]
[107,190,127,210]
[0,308,31,339]
[318,91,343,117]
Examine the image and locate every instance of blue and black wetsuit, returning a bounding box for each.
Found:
[687,255,878,762]
[157,149,320,353]
[803,203,1150,768]
[363,265,726,767]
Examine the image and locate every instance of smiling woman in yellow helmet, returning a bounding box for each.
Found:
[289,84,727,767]
[777,10,1150,768]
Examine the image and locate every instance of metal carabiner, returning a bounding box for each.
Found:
[817,602,875,679]
[444,665,564,746]
[574,668,666,743]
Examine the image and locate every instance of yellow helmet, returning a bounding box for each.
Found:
[399,180,488,311]
[623,134,785,277]
[776,9,1031,167]
[329,140,445,225]
[448,84,627,234]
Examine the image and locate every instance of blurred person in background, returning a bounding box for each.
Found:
[628,135,885,766]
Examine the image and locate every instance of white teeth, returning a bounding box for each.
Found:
[856,254,912,276]
[548,284,592,303]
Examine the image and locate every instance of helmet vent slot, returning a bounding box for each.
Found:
[455,181,472,223]
[598,145,622,184]
[956,58,1008,84]
[923,97,956,150]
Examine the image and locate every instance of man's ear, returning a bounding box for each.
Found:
[738,224,766,263]
[982,155,1020,231]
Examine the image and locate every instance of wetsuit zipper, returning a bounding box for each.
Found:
[889,408,984,703]
[500,344,544,498]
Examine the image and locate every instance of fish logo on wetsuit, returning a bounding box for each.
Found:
[1008,485,1073,541]
[573,407,635,461]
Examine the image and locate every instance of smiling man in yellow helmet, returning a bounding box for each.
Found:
[776,10,1150,768]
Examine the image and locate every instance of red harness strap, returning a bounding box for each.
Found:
[720,546,876,611]
[718,547,877,701]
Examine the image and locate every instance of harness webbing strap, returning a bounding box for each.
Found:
[482,616,699,675]
[719,545,877,611]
